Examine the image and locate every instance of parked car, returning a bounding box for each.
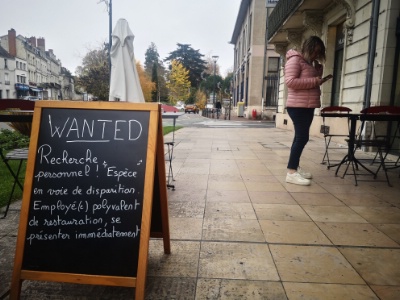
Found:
[185,104,199,114]
[174,104,185,111]
[161,104,180,113]
[22,96,39,101]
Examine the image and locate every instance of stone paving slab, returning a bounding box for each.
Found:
[1,125,400,299]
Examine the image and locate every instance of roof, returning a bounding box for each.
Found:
[0,45,14,59]
[230,0,251,44]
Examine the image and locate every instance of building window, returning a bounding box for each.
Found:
[248,13,252,48]
[331,23,345,106]
[242,29,246,57]
[4,58,8,69]
[5,73,10,85]
[268,57,279,72]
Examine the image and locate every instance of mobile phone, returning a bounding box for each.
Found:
[322,74,333,82]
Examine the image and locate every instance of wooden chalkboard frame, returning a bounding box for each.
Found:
[10,101,170,300]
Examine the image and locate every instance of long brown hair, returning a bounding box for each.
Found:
[302,36,326,62]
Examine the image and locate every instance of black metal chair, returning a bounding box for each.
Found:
[0,99,34,218]
[1,147,29,218]
[366,106,400,178]
[320,106,352,168]
[345,106,400,186]
[165,142,175,190]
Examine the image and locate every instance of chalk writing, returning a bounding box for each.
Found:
[47,115,143,142]
[22,107,151,277]
[75,225,140,239]
[33,200,86,215]
[43,215,103,226]
[86,184,135,198]
[92,199,140,214]
[34,169,86,181]
[106,166,137,182]
[27,229,71,245]
[37,145,98,165]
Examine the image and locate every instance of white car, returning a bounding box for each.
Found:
[22,96,40,101]
[174,104,185,111]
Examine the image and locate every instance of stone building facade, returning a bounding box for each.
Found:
[230,0,281,119]
[266,0,400,140]
[0,45,16,99]
[0,28,76,100]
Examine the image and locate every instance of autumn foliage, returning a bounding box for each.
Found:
[166,60,191,104]
[136,61,156,102]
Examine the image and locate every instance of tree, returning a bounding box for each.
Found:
[164,43,207,88]
[75,44,110,100]
[166,60,190,104]
[151,63,158,102]
[136,61,156,102]
[144,42,168,102]
[222,72,233,98]
[203,74,223,95]
[204,56,220,76]
[194,89,207,110]
[144,43,159,74]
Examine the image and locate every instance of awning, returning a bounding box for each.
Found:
[29,87,42,92]
[15,83,29,91]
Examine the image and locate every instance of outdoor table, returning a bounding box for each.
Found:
[162,112,184,143]
[321,112,400,184]
[0,111,34,218]
[0,111,34,123]
[162,112,184,190]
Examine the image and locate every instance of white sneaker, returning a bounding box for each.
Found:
[286,172,311,186]
[297,166,312,179]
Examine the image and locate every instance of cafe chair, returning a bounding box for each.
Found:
[320,106,352,168]
[165,141,175,190]
[1,147,29,218]
[368,106,400,177]
[0,99,34,218]
[346,105,400,186]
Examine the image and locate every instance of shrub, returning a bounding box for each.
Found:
[0,129,30,150]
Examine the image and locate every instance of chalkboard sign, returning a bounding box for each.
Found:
[11,101,170,300]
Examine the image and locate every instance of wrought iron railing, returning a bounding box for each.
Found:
[268,0,303,40]
[265,74,279,107]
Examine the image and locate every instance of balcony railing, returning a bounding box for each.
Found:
[268,0,302,40]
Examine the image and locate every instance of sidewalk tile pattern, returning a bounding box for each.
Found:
[1,125,400,299]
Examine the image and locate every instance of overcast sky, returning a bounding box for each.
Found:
[0,0,242,76]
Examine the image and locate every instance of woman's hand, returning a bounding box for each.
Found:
[317,74,333,86]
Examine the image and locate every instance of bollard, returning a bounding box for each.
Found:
[252,109,257,119]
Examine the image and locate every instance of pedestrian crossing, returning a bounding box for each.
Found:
[162,114,275,128]
[195,120,274,128]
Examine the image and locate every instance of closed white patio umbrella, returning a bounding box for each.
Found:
[109,18,145,102]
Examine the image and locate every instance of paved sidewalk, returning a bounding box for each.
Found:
[1,121,400,299]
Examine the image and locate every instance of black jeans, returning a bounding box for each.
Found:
[287,107,315,170]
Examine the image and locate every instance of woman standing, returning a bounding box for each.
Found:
[284,36,331,186]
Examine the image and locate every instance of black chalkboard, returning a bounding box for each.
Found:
[11,102,170,300]
[22,107,149,276]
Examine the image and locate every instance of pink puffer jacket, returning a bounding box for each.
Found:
[284,49,322,108]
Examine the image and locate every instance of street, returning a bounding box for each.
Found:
[162,111,276,129]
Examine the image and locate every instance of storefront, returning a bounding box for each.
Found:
[15,83,29,98]
[29,86,43,99]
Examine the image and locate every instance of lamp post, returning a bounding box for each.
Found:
[212,55,219,107]
[99,0,112,76]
